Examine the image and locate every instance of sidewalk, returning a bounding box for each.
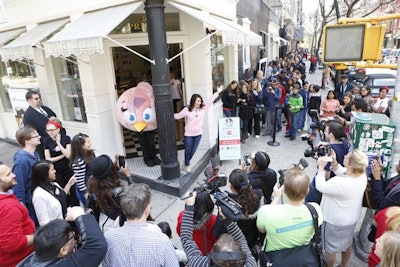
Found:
[0,65,367,266]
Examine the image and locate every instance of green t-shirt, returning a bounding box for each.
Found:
[256,203,323,252]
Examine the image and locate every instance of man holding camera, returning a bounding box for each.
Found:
[263,77,281,136]
[17,206,107,267]
[257,168,323,254]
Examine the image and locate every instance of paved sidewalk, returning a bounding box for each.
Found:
[0,65,367,266]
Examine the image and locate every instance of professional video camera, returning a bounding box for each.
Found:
[302,134,332,159]
[183,158,243,221]
[277,158,309,185]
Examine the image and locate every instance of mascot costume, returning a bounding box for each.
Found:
[116,82,161,167]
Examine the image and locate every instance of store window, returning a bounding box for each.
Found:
[0,59,39,113]
[52,56,87,122]
[211,35,225,92]
[111,13,180,34]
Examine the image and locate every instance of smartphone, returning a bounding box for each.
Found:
[243,153,251,167]
[118,155,126,168]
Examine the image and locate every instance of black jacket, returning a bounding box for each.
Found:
[17,214,107,267]
[23,106,57,141]
[370,174,400,210]
[238,93,254,121]
[248,169,277,204]
[222,89,237,110]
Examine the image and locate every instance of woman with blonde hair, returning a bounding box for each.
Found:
[248,78,263,138]
[374,231,400,267]
[369,206,400,267]
[316,149,368,267]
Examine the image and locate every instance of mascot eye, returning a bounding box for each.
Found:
[123,111,136,124]
[143,107,156,122]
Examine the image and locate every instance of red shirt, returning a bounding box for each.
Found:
[368,207,390,267]
[177,210,217,256]
[0,193,35,267]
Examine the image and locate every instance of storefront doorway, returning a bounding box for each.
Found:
[112,43,185,158]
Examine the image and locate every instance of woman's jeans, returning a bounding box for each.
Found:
[76,189,87,207]
[184,135,202,166]
[223,109,235,117]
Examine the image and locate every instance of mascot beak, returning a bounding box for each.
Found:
[133,121,148,132]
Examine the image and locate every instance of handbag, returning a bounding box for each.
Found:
[362,179,377,209]
[254,104,266,115]
[259,203,326,267]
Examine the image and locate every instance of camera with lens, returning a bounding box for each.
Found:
[278,158,309,185]
[302,134,332,159]
[183,158,243,221]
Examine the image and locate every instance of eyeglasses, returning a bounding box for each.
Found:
[46,128,58,132]
[30,135,40,139]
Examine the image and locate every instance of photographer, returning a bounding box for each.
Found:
[213,169,261,259]
[245,151,277,204]
[17,206,107,267]
[180,191,257,267]
[305,120,350,203]
[316,150,368,267]
[176,189,217,256]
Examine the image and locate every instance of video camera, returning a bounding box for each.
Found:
[302,134,332,159]
[278,158,309,185]
[182,158,243,221]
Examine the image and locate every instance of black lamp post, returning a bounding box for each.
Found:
[145,0,180,180]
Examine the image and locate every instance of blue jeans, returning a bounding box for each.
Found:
[223,109,235,117]
[76,189,87,207]
[298,108,307,129]
[184,135,202,166]
[289,112,300,138]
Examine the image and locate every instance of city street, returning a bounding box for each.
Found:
[0,64,367,266]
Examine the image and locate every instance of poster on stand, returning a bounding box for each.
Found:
[219,117,241,161]
[8,88,29,128]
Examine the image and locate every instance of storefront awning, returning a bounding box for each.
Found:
[1,18,69,61]
[260,30,289,46]
[169,2,260,46]
[44,2,142,57]
[213,16,262,46]
[0,28,26,47]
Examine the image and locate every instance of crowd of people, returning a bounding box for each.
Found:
[1,53,400,267]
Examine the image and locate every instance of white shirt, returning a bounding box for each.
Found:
[316,166,367,226]
[32,184,64,226]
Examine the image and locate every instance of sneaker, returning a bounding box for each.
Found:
[184,165,191,173]
[255,135,260,138]
[247,133,251,137]
[290,136,296,140]
[284,133,290,137]
[261,124,266,128]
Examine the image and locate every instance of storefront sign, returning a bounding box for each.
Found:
[8,88,29,128]
[219,117,241,161]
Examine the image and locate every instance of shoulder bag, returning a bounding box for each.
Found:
[259,203,326,267]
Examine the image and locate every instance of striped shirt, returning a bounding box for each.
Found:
[180,206,256,267]
[72,158,88,194]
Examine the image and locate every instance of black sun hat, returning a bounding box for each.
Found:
[91,155,113,180]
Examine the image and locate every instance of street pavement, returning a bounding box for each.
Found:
[0,64,367,266]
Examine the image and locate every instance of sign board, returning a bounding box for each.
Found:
[8,88,30,128]
[218,117,241,161]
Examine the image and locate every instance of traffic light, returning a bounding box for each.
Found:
[322,23,386,63]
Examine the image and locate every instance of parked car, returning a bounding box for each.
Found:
[354,68,396,98]
[383,48,400,64]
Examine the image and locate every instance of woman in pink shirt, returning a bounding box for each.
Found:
[321,90,340,118]
[174,85,224,172]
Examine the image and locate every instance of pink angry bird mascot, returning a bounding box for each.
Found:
[116,82,161,167]
[116,82,157,132]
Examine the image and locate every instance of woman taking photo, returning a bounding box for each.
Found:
[31,160,76,226]
[44,117,79,206]
[221,80,238,117]
[174,85,224,173]
[246,151,277,204]
[88,154,130,232]
[316,149,368,267]
[70,133,95,207]
[237,81,254,144]
[213,169,261,259]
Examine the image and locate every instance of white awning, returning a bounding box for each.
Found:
[1,18,69,61]
[168,2,244,46]
[0,28,25,47]
[44,2,142,57]
[260,30,289,46]
[213,16,263,46]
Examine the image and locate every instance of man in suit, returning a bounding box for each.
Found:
[334,74,354,103]
[23,90,57,159]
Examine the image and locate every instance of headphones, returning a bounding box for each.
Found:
[209,251,247,264]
